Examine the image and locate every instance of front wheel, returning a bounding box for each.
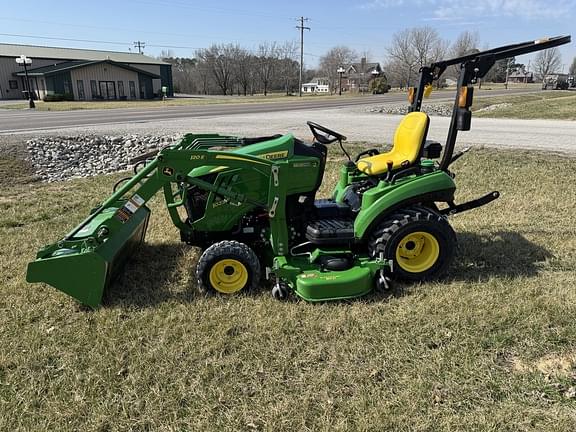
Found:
[368,206,456,281]
[196,240,261,295]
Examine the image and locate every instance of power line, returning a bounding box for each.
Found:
[296,17,311,97]
[0,33,207,51]
[0,32,324,59]
[0,33,129,47]
[0,17,216,41]
[0,16,386,51]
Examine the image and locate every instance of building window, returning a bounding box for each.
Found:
[9,80,18,89]
[77,80,85,100]
[90,80,98,99]
[98,81,116,100]
[63,79,71,95]
[118,81,125,98]
[129,81,136,99]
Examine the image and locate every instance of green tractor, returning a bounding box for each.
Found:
[27,36,570,308]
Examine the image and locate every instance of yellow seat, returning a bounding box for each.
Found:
[356,112,430,176]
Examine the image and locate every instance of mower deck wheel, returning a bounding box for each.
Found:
[197,240,261,295]
[271,281,290,300]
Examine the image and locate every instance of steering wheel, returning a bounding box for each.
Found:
[307,121,347,145]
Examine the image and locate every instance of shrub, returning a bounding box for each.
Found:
[43,93,75,102]
[43,93,61,102]
[369,77,390,94]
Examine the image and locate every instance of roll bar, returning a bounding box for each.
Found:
[431,36,571,79]
[409,35,571,171]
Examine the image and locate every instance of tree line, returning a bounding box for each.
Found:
[385,27,569,87]
[161,41,300,96]
[162,27,574,95]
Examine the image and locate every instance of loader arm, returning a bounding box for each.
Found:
[26,142,289,308]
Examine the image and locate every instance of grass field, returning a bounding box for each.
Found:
[472,91,576,120]
[2,146,576,430]
[0,92,365,111]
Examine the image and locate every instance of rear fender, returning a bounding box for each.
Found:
[354,171,456,240]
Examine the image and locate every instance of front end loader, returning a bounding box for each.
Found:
[27,35,571,307]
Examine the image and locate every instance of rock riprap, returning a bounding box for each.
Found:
[367,103,452,117]
[26,135,181,182]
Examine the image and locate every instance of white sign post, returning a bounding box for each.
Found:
[15,55,35,108]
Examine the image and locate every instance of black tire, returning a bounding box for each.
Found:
[368,206,456,281]
[196,240,261,295]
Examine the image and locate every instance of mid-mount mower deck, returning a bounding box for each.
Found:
[27,36,571,308]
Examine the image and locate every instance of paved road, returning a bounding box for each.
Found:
[0,88,536,134]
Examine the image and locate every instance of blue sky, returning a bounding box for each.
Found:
[1,0,574,69]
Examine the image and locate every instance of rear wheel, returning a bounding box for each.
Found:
[368,206,456,281]
[197,240,261,295]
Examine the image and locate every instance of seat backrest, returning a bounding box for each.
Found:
[392,112,430,163]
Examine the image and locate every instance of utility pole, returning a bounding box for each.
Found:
[296,17,310,97]
[133,41,146,54]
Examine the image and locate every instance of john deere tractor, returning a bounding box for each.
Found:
[27,36,571,307]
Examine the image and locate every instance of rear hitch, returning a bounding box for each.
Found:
[441,191,500,216]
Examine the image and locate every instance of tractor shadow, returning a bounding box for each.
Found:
[103,230,552,307]
[450,230,553,282]
[366,230,552,303]
[104,242,199,308]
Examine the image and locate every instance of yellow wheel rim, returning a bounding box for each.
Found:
[395,231,440,273]
[208,259,249,294]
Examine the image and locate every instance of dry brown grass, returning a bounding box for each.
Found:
[0,93,364,111]
[472,91,576,120]
[1,145,576,431]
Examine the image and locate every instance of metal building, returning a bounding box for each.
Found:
[0,43,173,100]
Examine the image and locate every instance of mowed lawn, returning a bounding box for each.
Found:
[1,147,576,431]
[472,91,576,120]
[0,92,361,111]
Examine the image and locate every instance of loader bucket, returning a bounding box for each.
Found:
[26,204,151,308]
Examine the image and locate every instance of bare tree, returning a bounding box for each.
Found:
[174,58,197,94]
[384,58,412,89]
[387,27,443,88]
[319,46,358,93]
[449,31,480,79]
[387,30,415,87]
[386,29,416,89]
[451,31,480,57]
[234,49,255,96]
[196,44,239,95]
[533,48,562,80]
[256,42,280,96]
[195,59,211,95]
[278,41,299,95]
[411,26,444,68]
[430,38,449,87]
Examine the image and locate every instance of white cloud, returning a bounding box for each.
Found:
[433,0,576,20]
[359,0,576,19]
[359,0,407,9]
